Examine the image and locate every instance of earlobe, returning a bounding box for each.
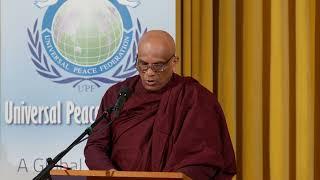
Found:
[174,56,179,63]
[172,58,178,73]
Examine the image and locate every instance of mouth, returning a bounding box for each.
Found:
[145,80,156,86]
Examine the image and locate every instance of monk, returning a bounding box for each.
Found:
[84,30,236,179]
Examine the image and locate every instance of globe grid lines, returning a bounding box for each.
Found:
[28,0,143,86]
[51,0,123,67]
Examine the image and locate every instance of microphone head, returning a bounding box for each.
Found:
[118,87,132,99]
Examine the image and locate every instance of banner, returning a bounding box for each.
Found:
[0,0,175,179]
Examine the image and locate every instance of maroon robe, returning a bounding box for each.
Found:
[84,74,236,179]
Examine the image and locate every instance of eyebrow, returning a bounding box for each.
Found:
[138,59,166,65]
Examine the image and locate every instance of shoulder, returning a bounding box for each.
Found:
[177,75,215,96]
[174,75,221,108]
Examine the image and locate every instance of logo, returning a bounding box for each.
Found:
[28,0,146,88]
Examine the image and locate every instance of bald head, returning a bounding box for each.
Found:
[138,30,175,59]
[136,30,177,91]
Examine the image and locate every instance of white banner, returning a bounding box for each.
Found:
[0,0,175,179]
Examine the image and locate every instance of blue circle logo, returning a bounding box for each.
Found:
[41,0,133,76]
[28,0,146,88]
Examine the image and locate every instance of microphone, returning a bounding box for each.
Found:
[33,88,131,180]
[113,87,132,118]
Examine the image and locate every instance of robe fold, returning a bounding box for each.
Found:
[84,74,236,179]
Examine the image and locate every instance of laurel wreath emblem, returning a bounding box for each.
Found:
[27,18,147,88]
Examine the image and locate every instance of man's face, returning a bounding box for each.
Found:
[136,53,175,91]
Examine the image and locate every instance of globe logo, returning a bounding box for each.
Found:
[52,0,123,66]
[41,0,133,76]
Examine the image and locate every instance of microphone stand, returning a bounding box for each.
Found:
[33,107,114,180]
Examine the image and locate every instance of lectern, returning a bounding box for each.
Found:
[50,170,192,180]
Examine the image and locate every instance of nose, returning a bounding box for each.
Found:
[145,66,156,76]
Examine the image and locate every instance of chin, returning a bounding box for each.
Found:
[144,86,160,92]
[142,84,161,92]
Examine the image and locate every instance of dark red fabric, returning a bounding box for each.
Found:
[84,74,236,179]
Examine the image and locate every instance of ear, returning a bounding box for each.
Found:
[172,56,179,72]
[173,56,179,63]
